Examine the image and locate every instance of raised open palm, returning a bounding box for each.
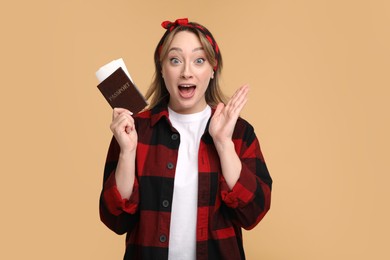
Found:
[209,84,249,144]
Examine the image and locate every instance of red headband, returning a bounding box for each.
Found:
[158,18,220,71]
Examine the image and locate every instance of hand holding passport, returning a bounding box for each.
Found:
[96,58,148,114]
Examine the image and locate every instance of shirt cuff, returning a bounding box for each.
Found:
[220,164,257,209]
[102,171,139,215]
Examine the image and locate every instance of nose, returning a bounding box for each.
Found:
[180,63,193,79]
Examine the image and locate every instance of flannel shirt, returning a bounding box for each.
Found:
[99,101,272,260]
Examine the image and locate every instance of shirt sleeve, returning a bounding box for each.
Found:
[99,136,140,234]
[219,118,273,230]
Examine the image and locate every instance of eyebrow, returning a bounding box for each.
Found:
[168,47,204,53]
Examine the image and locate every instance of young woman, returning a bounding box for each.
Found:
[99,18,272,260]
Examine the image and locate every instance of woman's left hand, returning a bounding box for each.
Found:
[209,84,249,145]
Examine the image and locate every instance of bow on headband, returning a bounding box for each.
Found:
[161,18,189,31]
[159,18,220,71]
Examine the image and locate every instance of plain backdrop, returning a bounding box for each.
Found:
[1,0,389,259]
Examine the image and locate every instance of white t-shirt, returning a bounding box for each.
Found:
[167,105,211,260]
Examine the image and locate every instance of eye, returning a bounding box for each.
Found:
[170,58,181,65]
[195,58,205,64]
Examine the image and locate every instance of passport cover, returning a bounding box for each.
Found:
[97,67,148,114]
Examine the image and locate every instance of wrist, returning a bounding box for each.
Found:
[119,149,136,159]
[214,139,235,152]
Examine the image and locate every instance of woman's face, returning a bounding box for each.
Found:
[161,31,214,114]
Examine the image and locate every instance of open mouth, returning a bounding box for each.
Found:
[178,84,196,98]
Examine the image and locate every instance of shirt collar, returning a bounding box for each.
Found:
[150,99,170,127]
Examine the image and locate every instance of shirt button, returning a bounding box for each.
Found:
[171,133,179,141]
[159,234,167,243]
[162,200,170,208]
[167,162,174,169]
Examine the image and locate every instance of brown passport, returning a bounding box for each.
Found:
[97,67,148,114]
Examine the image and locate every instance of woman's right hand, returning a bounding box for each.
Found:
[110,108,138,153]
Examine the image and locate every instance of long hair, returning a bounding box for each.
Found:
[145,23,226,109]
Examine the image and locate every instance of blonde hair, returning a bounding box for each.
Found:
[145,25,226,109]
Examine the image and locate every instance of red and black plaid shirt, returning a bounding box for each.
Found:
[99,101,272,259]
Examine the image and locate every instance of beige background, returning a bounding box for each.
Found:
[1,0,389,259]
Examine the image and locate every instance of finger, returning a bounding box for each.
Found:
[125,123,134,134]
[114,120,134,135]
[232,87,249,114]
[233,84,249,102]
[213,103,225,118]
[231,84,249,99]
[112,107,133,120]
[112,110,134,127]
[233,95,248,115]
[111,115,132,132]
[227,84,249,106]
[111,115,135,134]
[120,116,135,131]
[227,85,249,113]
[234,85,249,105]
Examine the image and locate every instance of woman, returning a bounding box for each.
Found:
[100,18,272,260]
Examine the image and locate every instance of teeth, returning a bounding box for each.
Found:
[179,85,194,88]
